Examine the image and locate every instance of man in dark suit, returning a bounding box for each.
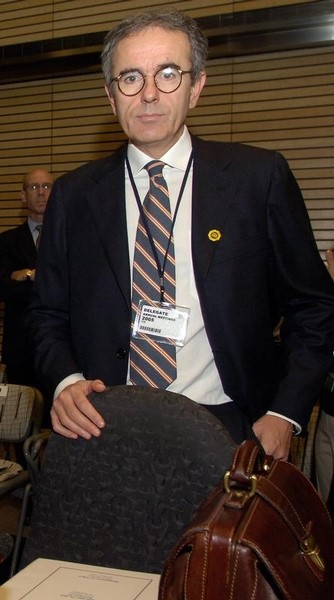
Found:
[27,10,334,459]
[0,168,53,385]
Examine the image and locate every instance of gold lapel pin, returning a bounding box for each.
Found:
[208,229,222,242]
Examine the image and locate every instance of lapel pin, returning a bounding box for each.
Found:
[208,229,222,242]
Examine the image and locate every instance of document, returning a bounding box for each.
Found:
[0,559,160,600]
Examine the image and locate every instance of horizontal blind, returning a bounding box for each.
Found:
[0,0,315,45]
[233,0,312,11]
[0,1,54,45]
[0,80,53,231]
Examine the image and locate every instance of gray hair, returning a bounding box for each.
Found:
[101,9,208,91]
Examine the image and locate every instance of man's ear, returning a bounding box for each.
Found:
[189,72,206,109]
[105,84,117,116]
[21,191,27,204]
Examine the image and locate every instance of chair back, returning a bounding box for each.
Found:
[0,384,43,443]
[21,386,236,574]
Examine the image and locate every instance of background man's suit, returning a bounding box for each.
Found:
[0,221,37,385]
[27,136,334,429]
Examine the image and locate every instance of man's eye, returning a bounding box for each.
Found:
[159,68,177,81]
[122,72,142,85]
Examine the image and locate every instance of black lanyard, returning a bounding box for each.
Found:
[126,152,193,302]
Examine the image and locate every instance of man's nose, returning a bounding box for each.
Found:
[37,187,49,196]
[141,74,159,102]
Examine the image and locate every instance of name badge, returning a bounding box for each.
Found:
[133,301,190,347]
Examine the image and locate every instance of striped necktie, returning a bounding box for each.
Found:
[130,160,177,389]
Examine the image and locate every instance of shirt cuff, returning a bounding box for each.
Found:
[266,411,302,435]
[53,373,85,400]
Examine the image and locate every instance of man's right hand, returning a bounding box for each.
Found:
[51,379,106,439]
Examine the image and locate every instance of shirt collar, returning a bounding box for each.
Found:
[127,126,192,175]
[27,216,41,233]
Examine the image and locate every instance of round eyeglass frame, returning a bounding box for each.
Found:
[110,67,192,97]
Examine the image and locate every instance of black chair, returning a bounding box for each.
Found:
[21,385,236,574]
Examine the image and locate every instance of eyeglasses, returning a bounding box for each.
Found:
[24,183,52,192]
[111,66,192,96]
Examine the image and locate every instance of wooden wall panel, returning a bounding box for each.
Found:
[0,1,53,45]
[233,0,313,10]
[0,80,53,231]
[0,0,316,45]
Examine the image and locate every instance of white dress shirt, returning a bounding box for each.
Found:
[125,127,230,405]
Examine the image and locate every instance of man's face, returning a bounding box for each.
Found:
[22,169,53,220]
[105,27,206,158]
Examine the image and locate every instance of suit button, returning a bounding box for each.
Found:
[116,348,127,359]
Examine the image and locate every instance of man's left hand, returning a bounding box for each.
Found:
[252,414,293,460]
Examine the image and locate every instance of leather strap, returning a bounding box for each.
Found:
[228,439,271,485]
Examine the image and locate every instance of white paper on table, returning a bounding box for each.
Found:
[0,559,160,600]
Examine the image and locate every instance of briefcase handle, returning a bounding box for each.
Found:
[226,439,273,492]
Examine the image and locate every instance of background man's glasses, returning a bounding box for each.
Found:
[111,66,192,96]
[24,183,52,192]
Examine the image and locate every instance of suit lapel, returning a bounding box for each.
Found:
[83,138,238,309]
[85,147,131,310]
[191,137,236,280]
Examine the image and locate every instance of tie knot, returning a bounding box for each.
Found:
[35,224,42,233]
[145,160,165,178]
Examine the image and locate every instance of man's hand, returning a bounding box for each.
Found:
[51,379,106,440]
[10,268,36,281]
[252,414,293,460]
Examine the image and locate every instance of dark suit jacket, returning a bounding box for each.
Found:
[0,221,36,375]
[27,136,334,428]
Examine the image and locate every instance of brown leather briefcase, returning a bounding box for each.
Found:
[159,439,334,600]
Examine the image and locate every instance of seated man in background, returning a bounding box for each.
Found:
[0,168,53,386]
[26,9,334,460]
